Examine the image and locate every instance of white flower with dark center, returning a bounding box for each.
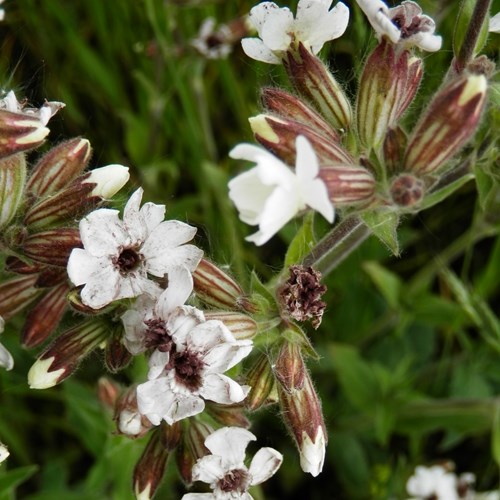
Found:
[0,316,13,371]
[67,188,203,309]
[406,465,459,500]
[229,135,334,246]
[356,0,442,52]
[490,12,500,33]
[182,426,283,500]
[0,90,64,125]
[242,0,349,64]
[136,307,252,425]
[192,18,233,59]
[121,266,194,355]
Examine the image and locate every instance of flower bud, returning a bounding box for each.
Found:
[204,311,257,340]
[205,402,250,428]
[390,174,425,207]
[277,364,327,477]
[26,138,91,198]
[0,274,40,320]
[193,259,247,311]
[274,342,306,393]
[0,110,49,159]
[105,328,133,373]
[249,114,354,167]
[357,39,422,149]
[21,283,68,347]
[318,166,376,207]
[82,164,130,198]
[0,153,27,228]
[5,256,42,275]
[115,386,152,438]
[284,43,352,130]
[35,267,66,288]
[405,74,487,176]
[21,228,81,267]
[133,429,169,500]
[28,319,109,389]
[260,87,339,143]
[245,352,277,411]
[383,126,407,173]
[97,377,121,410]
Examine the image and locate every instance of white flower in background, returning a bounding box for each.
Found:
[67,187,203,309]
[229,135,334,246]
[137,307,252,425]
[83,164,130,198]
[0,0,5,21]
[0,316,13,371]
[490,12,500,33]
[121,266,194,355]
[242,0,349,64]
[356,0,442,52]
[406,465,459,500]
[182,427,283,500]
[0,442,9,464]
[192,18,233,59]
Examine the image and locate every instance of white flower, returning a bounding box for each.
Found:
[242,0,349,64]
[356,0,442,52]
[228,135,334,246]
[0,442,9,464]
[121,266,194,355]
[406,465,458,500]
[182,426,283,500]
[0,316,13,371]
[192,18,233,59]
[67,187,203,309]
[0,90,65,125]
[490,12,500,33]
[137,307,252,425]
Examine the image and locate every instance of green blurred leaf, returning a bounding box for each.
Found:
[0,465,38,498]
[492,403,500,470]
[453,0,490,59]
[361,211,400,256]
[420,172,475,211]
[363,261,402,309]
[284,213,316,268]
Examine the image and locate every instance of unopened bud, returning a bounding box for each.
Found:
[205,402,250,427]
[383,127,407,173]
[97,377,121,410]
[274,342,306,392]
[28,319,109,389]
[26,138,91,198]
[115,386,152,438]
[278,365,327,477]
[22,228,81,267]
[133,429,169,500]
[390,174,425,207]
[0,110,49,159]
[0,274,40,320]
[35,267,66,288]
[105,328,133,373]
[260,87,339,143]
[193,259,248,311]
[82,164,130,198]
[405,74,487,176]
[245,352,276,411]
[22,283,68,347]
[318,166,376,207]
[204,311,257,340]
[0,153,27,228]
[250,114,354,167]
[357,39,422,149]
[5,256,42,275]
[284,43,352,129]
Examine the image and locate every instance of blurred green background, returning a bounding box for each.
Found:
[0,0,500,498]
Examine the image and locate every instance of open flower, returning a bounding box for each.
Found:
[67,188,203,309]
[136,306,252,425]
[406,465,459,500]
[241,0,349,64]
[356,0,442,52]
[182,426,283,500]
[0,316,13,371]
[229,135,334,245]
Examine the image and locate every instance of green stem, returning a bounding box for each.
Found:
[302,216,371,276]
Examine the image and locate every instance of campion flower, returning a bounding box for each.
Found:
[67,187,203,309]
[406,465,459,500]
[228,135,334,245]
[182,426,283,500]
[241,0,349,64]
[356,0,442,52]
[490,12,500,33]
[192,18,233,59]
[137,306,252,425]
[0,316,13,371]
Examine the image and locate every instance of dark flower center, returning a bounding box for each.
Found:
[115,247,142,274]
[217,468,250,493]
[171,350,205,391]
[144,318,173,352]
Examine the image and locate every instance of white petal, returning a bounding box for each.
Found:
[155,267,194,316]
[137,378,176,425]
[302,178,335,223]
[413,32,442,52]
[139,201,166,235]
[144,220,197,250]
[204,427,256,466]
[191,455,226,484]
[0,342,13,371]
[295,136,319,180]
[187,320,235,353]
[248,2,280,34]
[199,373,249,405]
[356,0,400,43]
[181,495,215,500]
[123,188,148,242]
[203,339,253,373]
[260,7,294,51]
[299,427,326,477]
[0,443,9,463]
[164,393,205,424]
[490,12,500,33]
[67,249,104,286]
[241,38,281,64]
[83,164,130,198]
[249,447,283,485]
[147,350,170,380]
[168,306,205,346]
[121,308,148,355]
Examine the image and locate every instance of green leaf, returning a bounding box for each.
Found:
[453,0,489,59]
[361,211,400,256]
[492,403,500,469]
[0,465,38,498]
[420,172,475,211]
[282,326,320,360]
[363,261,402,308]
[284,212,316,268]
